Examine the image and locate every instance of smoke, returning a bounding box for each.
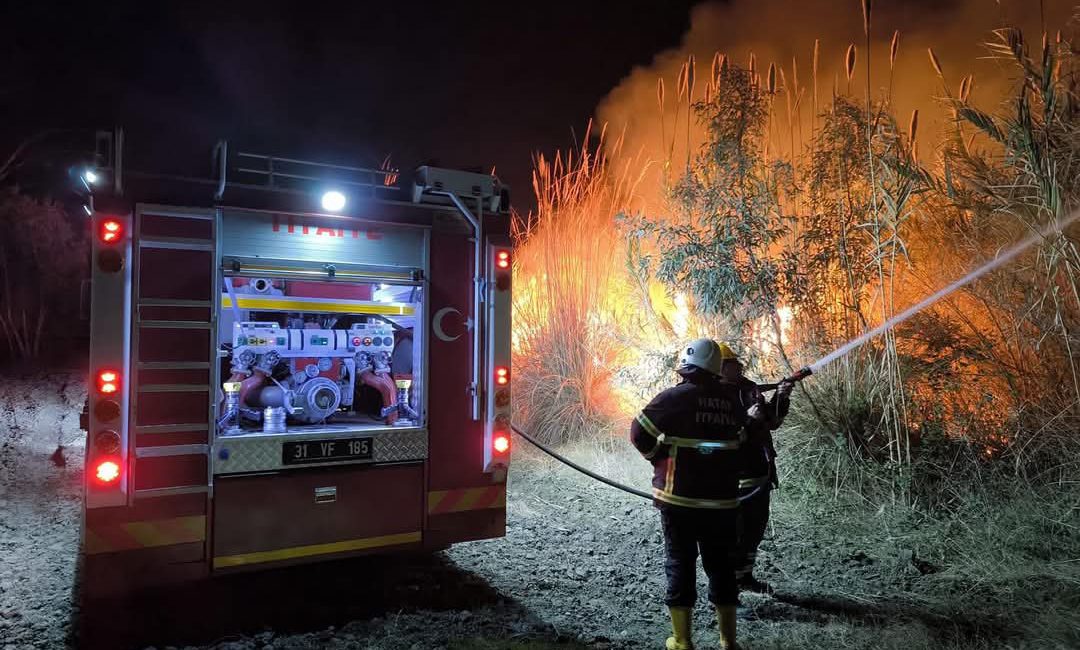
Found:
[597,0,1076,210]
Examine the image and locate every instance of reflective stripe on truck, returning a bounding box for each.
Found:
[84,515,207,554]
[213,531,422,569]
[427,485,507,514]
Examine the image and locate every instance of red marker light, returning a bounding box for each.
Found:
[493,434,510,454]
[100,219,123,243]
[496,250,510,269]
[97,370,120,395]
[495,366,509,386]
[95,459,121,484]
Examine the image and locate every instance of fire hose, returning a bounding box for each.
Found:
[511,424,653,500]
[510,367,813,504]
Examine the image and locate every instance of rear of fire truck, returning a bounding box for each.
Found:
[81,131,512,599]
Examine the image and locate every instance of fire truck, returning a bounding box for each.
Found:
[79,130,512,598]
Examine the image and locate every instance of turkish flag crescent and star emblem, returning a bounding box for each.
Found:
[433,307,470,342]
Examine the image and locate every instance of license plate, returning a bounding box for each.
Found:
[282,437,373,465]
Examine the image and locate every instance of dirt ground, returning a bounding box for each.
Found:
[1,374,1076,649]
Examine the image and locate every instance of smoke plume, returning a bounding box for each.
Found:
[597,0,1076,210]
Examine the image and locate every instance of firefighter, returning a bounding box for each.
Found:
[732,368,792,595]
[630,339,771,650]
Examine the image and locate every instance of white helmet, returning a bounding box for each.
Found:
[678,338,740,376]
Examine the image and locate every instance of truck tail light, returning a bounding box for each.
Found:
[94,399,121,422]
[99,219,123,243]
[87,205,131,508]
[495,366,509,386]
[494,250,511,291]
[97,370,120,395]
[94,459,122,484]
[94,430,122,455]
[97,249,124,273]
[492,414,511,456]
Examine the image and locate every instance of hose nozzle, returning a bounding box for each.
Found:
[760,367,814,392]
[786,367,813,383]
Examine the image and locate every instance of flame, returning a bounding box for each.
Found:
[511,122,649,436]
[672,292,690,339]
[776,306,794,345]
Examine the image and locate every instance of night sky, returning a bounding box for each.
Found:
[3,1,699,210]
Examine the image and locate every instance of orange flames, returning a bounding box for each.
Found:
[513,2,1079,455]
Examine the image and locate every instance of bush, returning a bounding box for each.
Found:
[0,189,87,364]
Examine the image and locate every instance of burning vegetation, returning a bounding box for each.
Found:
[510,5,1080,644]
[510,124,648,444]
[509,0,1076,607]
[514,2,1080,475]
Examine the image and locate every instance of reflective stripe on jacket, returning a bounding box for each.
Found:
[630,375,762,509]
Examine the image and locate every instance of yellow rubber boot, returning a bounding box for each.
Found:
[665,606,694,650]
[715,604,737,650]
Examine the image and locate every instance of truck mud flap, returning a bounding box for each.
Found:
[424,483,506,547]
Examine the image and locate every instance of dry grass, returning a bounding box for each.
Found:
[511,122,647,444]
[771,423,1080,648]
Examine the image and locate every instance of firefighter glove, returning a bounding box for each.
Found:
[777,380,794,398]
[747,403,766,422]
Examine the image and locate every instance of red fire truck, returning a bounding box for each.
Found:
[80,130,512,598]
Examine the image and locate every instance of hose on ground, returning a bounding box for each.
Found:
[511,424,652,499]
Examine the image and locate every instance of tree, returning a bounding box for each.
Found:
[626,64,797,365]
[0,189,87,362]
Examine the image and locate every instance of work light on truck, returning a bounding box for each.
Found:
[321,190,347,212]
[495,250,510,269]
[493,434,510,454]
[495,366,509,386]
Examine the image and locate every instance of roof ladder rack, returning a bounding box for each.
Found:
[232,151,400,199]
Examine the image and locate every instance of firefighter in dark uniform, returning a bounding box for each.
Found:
[630,339,773,650]
[733,363,792,595]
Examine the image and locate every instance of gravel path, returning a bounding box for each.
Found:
[0,374,1050,650]
[1,374,86,649]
